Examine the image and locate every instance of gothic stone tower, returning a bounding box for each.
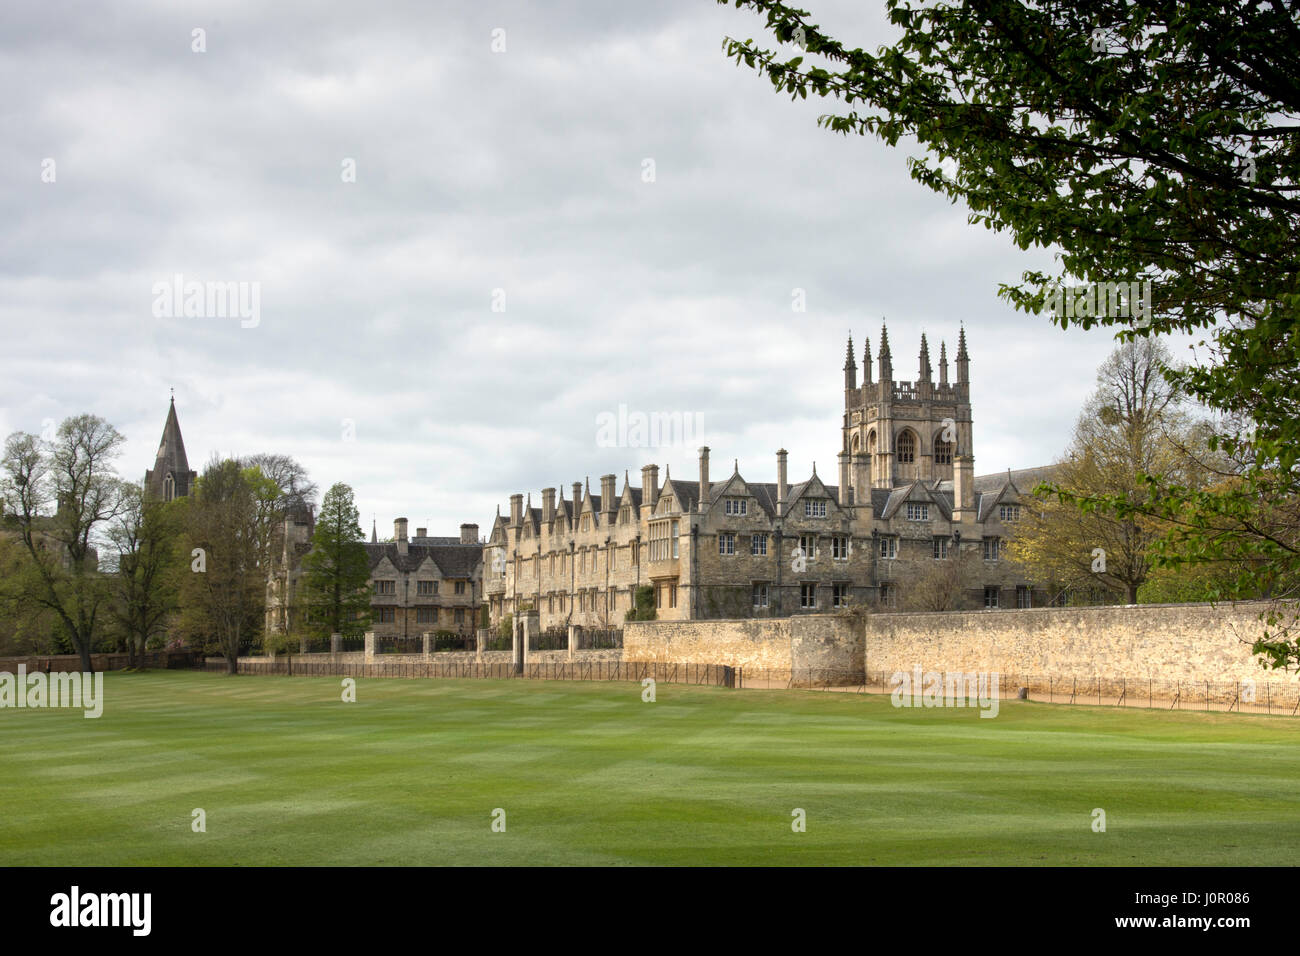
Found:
[840,324,973,499]
[144,396,198,502]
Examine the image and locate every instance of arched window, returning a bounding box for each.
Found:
[852,433,860,452]
[897,432,915,464]
[867,431,877,455]
[934,441,953,465]
[164,473,175,501]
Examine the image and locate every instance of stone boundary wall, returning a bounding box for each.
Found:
[862,600,1300,686]
[0,651,198,673]
[624,616,861,682]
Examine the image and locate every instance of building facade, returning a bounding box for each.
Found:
[266,516,484,641]
[485,327,1052,628]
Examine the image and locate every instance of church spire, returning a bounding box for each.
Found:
[939,340,949,386]
[144,395,197,501]
[843,333,857,390]
[862,334,872,385]
[918,333,932,383]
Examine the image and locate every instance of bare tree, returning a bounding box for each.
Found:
[0,416,127,671]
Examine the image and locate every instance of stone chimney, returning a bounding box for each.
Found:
[572,481,583,511]
[776,448,788,515]
[509,494,522,526]
[415,527,427,539]
[460,523,478,544]
[601,474,617,514]
[542,487,556,523]
[838,453,852,507]
[394,517,408,556]
[953,454,976,522]
[853,453,871,501]
[698,447,711,511]
[641,464,659,512]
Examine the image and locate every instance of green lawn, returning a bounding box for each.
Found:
[1,670,1297,865]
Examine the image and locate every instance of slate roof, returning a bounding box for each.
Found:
[144,398,198,498]
[365,542,482,577]
[498,463,1058,526]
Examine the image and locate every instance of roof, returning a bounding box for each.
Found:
[365,542,482,577]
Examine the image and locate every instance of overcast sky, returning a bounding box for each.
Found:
[0,0,1171,537]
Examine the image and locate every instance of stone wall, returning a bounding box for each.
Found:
[862,600,1300,685]
[624,615,861,681]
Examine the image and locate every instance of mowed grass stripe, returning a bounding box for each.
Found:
[0,670,1296,865]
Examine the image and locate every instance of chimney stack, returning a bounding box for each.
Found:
[572,481,583,512]
[838,453,852,507]
[776,448,788,514]
[698,447,711,511]
[641,464,659,512]
[394,517,408,556]
[509,494,522,526]
[953,454,976,522]
[601,474,617,514]
[460,523,479,544]
[415,527,427,539]
[542,487,556,524]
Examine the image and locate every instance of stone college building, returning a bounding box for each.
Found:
[485,327,1051,629]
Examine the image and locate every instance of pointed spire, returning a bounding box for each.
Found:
[862,334,872,385]
[733,458,739,474]
[878,321,893,384]
[844,333,856,370]
[812,461,818,476]
[956,323,970,384]
[919,333,932,382]
[844,332,857,391]
[371,518,377,543]
[145,394,196,501]
[939,340,949,386]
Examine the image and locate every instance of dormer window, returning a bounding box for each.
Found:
[724,498,748,516]
[999,504,1021,522]
[804,499,827,518]
[906,503,930,521]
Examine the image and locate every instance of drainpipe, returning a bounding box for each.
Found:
[690,523,699,619]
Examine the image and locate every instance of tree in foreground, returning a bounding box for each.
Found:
[104,482,184,668]
[718,0,1300,660]
[299,482,371,642]
[0,416,127,671]
[178,459,265,673]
